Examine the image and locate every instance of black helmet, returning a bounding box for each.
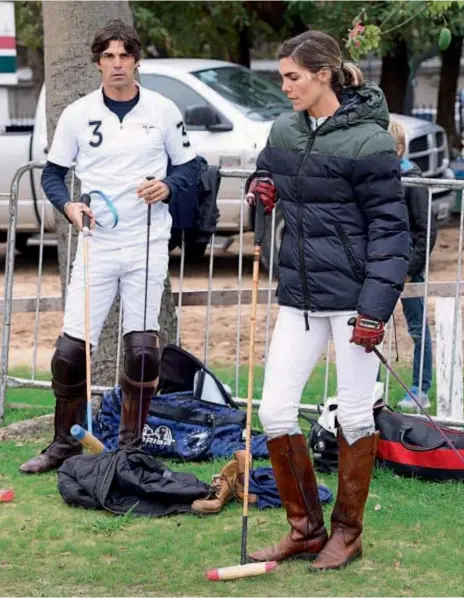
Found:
[308,421,338,473]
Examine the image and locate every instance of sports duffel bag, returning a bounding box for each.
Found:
[93,344,269,460]
[306,400,464,481]
[374,402,464,481]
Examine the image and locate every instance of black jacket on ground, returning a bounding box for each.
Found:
[401,159,437,278]
[57,449,210,517]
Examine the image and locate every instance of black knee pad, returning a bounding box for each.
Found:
[51,334,86,387]
[123,331,160,383]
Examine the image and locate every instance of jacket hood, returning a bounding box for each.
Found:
[313,81,390,135]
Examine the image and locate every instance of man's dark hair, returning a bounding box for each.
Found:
[91,19,141,63]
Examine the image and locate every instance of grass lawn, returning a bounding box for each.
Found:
[1,365,463,596]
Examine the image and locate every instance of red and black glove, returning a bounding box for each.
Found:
[349,315,384,353]
[245,173,277,215]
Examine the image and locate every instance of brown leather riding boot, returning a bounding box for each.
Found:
[19,380,86,474]
[118,331,159,448]
[248,434,328,563]
[118,377,155,448]
[309,431,379,572]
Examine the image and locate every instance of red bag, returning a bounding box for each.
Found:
[374,402,464,481]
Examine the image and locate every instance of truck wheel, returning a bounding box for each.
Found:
[15,234,32,254]
[260,203,284,275]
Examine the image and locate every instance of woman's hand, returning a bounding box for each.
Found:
[349,315,385,353]
[245,176,277,214]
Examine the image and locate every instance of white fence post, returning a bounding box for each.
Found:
[435,297,463,420]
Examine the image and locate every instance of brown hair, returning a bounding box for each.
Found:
[91,19,141,63]
[277,30,364,95]
[388,119,406,157]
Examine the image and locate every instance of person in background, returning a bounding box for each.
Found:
[389,119,437,409]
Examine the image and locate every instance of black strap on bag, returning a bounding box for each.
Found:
[399,425,448,453]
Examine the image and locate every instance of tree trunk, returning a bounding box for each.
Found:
[403,45,438,116]
[236,24,251,68]
[42,1,177,387]
[379,38,410,114]
[246,1,307,35]
[436,35,463,153]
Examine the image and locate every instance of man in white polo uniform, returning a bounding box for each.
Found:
[20,20,198,474]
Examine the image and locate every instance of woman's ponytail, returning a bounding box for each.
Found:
[341,62,364,88]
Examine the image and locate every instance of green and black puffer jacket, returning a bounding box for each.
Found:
[256,82,410,324]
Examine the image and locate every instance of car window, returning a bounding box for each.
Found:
[192,66,292,121]
[139,74,209,127]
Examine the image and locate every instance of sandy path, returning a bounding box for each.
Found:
[0,225,462,373]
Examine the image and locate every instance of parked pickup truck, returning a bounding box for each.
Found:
[0,58,456,269]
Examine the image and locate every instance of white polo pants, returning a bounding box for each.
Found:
[259,306,381,443]
[63,233,168,347]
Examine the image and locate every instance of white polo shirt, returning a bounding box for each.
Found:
[48,84,195,244]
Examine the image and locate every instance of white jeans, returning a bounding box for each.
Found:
[63,234,168,347]
[259,306,380,441]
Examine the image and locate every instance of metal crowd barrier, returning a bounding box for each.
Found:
[1,161,464,429]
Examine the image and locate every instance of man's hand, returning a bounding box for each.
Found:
[137,178,170,204]
[64,202,95,231]
[349,315,385,353]
[245,176,277,215]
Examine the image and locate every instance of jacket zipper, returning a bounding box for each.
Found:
[297,130,316,331]
[295,115,335,330]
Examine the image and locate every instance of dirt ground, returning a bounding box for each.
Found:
[0,224,463,373]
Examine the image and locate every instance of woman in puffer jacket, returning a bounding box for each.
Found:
[245,30,410,571]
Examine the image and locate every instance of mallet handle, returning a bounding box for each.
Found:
[80,193,91,231]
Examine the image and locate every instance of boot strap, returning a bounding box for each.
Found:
[120,374,158,398]
[52,378,86,397]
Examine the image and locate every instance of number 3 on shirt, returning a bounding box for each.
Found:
[176,120,191,148]
[89,120,103,148]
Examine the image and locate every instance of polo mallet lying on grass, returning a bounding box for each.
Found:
[348,317,464,467]
[206,180,277,582]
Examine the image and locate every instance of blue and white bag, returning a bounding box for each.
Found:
[93,345,269,460]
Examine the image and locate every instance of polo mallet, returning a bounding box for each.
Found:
[137,178,154,441]
[206,177,277,582]
[348,317,464,467]
[81,193,93,437]
[71,424,106,453]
